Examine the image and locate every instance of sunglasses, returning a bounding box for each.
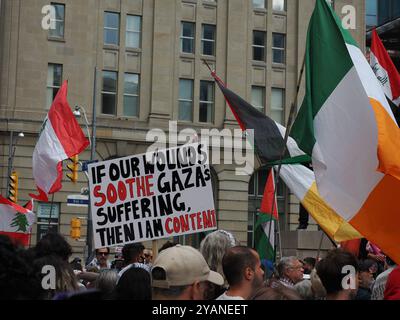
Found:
[97,252,109,256]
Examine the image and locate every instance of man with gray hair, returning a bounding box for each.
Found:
[276,257,304,288]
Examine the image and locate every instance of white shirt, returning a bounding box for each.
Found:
[216,292,245,300]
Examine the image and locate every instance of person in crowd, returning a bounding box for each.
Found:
[355,259,375,300]
[371,255,397,300]
[276,257,305,288]
[294,279,314,300]
[152,245,224,300]
[114,267,152,300]
[383,265,400,300]
[118,242,149,278]
[316,248,359,300]
[86,247,112,270]
[310,269,327,300]
[94,269,118,299]
[143,249,153,266]
[302,257,316,275]
[0,235,44,299]
[216,246,264,300]
[70,257,83,271]
[34,232,82,298]
[199,229,240,299]
[158,240,178,253]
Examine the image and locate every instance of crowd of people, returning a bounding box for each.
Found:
[0,230,399,300]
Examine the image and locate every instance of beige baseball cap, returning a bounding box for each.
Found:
[152,245,224,288]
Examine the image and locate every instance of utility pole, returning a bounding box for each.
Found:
[86,67,97,260]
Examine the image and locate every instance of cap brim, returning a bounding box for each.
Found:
[206,270,224,286]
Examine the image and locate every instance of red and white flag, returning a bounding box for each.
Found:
[30,81,89,201]
[0,196,35,246]
[370,29,400,106]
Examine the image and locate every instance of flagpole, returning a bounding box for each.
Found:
[270,53,306,263]
[47,193,55,232]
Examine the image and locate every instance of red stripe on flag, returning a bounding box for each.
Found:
[0,231,30,246]
[260,169,279,219]
[48,81,89,157]
[371,29,400,104]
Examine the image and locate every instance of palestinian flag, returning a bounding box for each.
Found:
[0,195,35,246]
[211,72,310,165]
[370,29,400,124]
[290,0,400,264]
[254,169,278,261]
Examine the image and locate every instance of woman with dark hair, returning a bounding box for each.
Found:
[114,267,151,300]
[35,232,72,261]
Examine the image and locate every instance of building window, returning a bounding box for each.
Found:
[253,31,266,61]
[123,73,139,117]
[366,0,378,28]
[102,71,118,115]
[201,24,216,56]
[252,0,265,9]
[104,12,120,46]
[181,22,195,53]
[49,3,65,38]
[47,63,63,109]
[271,88,285,124]
[179,79,194,121]
[272,33,285,64]
[126,15,141,48]
[272,0,286,11]
[199,81,214,123]
[251,86,265,113]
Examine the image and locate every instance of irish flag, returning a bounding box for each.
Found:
[291,0,400,263]
[30,81,89,201]
[0,195,35,246]
[255,169,278,261]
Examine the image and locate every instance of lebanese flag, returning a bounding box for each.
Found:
[30,81,89,201]
[370,29,400,107]
[0,196,35,246]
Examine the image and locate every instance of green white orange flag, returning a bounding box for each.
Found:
[291,0,400,263]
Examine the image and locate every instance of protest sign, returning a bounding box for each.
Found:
[88,143,216,248]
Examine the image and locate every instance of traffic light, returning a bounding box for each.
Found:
[8,171,18,203]
[66,155,79,183]
[70,218,81,240]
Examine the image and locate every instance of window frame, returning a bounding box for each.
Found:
[251,86,265,113]
[126,15,142,49]
[178,79,194,122]
[181,21,195,54]
[123,73,140,117]
[49,3,65,39]
[46,63,63,109]
[271,87,285,125]
[104,11,120,46]
[272,33,286,64]
[253,30,266,62]
[199,80,215,123]
[101,70,118,115]
[201,24,216,56]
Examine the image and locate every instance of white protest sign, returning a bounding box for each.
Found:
[88,143,216,249]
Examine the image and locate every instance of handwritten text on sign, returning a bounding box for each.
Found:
[88,143,216,248]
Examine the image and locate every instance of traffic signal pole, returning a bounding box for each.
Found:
[86,67,97,260]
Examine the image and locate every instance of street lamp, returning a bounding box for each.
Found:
[6,131,24,196]
[73,67,98,261]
